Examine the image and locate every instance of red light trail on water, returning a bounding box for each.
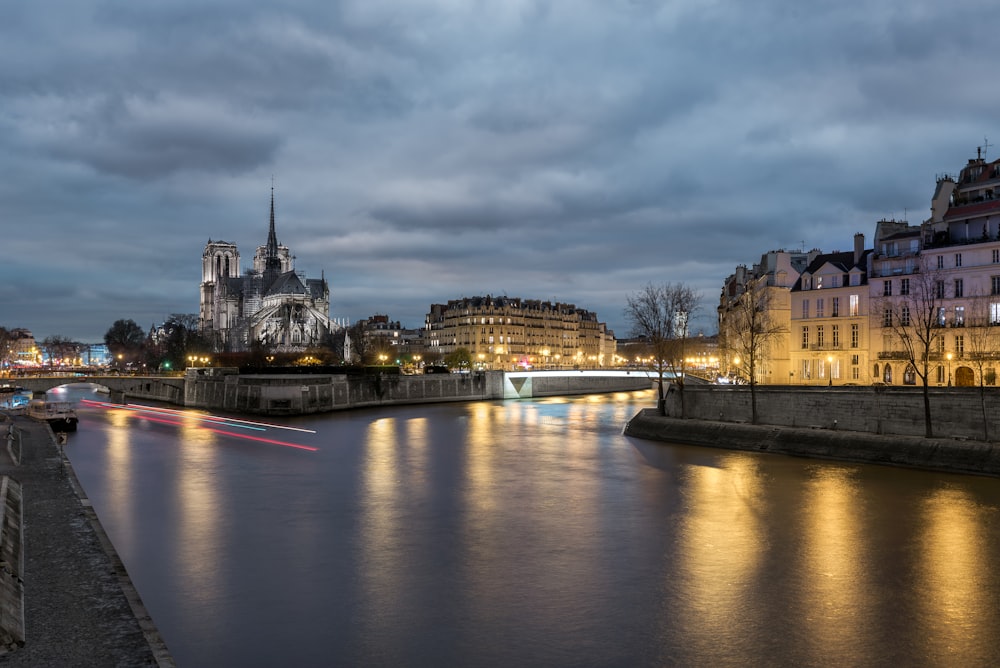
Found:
[79,399,319,452]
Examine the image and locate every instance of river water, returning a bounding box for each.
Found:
[60,387,1000,667]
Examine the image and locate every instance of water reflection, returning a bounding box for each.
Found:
[919,485,999,666]
[673,457,766,660]
[799,469,870,664]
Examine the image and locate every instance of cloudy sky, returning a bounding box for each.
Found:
[3,0,998,343]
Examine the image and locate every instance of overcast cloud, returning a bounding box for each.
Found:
[2,0,999,342]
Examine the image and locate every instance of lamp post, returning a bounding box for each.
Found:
[827,355,833,386]
[947,352,953,386]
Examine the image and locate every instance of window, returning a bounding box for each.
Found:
[851,354,859,365]
[884,365,893,384]
[992,302,1000,325]
[901,305,911,326]
[937,366,945,384]
[903,366,916,385]
[850,273,859,286]
[937,256,945,269]
[832,359,841,380]
[802,359,812,379]
[883,280,893,296]
[956,334,965,355]
[936,280,946,299]
[955,306,965,326]
[955,279,964,298]
[817,326,825,347]
[987,368,997,386]
[900,278,910,295]
[993,276,1000,295]
[936,337,945,354]
[816,299,825,317]
[816,276,824,289]
[852,367,860,380]
[955,253,963,267]
[831,275,840,288]
[994,249,999,263]
[832,297,840,317]
[873,363,880,379]
[802,300,810,319]
[938,307,947,326]
[850,295,859,316]
[832,325,840,348]
[883,308,892,327]
[801,326,809,349]
[851,324,859,348]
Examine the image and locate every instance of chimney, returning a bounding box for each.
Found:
[854,233,864,265]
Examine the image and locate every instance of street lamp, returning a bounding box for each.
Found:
[827,355,833,386]
[947,352,953,386]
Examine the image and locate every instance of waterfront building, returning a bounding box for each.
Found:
[725,146,1000,387]
[424,296,617,369]
[718,249,818,384]
[6,328,40,369]
[789,235,873,385]
[868,151,1000,387]
[199,189,335,353]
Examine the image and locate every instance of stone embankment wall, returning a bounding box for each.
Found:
[183,370,652,415]
[624,409,1000,477]
[184,371,501,415]
[667,384,1000,441]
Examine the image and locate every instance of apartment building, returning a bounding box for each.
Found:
[790,234,872,385]
[424,295,617,369]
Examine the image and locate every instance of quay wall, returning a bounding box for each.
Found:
[667,384,1000,441]
[624,409,1000,477]
[183,370,499,415]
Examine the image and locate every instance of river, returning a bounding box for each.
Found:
[60,386,1000,667]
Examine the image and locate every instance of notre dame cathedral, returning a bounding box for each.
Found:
[199,189,336,352]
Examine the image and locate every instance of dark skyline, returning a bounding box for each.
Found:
[3,1,998,342]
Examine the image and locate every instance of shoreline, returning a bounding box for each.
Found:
[624,408,1000,478]
[0,415,173,666]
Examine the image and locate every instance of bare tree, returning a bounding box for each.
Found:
[964,291,1000,440]
[872,256,943,438]
[625,282,700,417]
[721,276,786,424]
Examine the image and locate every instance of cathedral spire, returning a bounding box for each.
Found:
[264,181,283,287]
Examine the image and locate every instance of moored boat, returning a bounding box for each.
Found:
[0,385,32,411]
[27,398,79,432]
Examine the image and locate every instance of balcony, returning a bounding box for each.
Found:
[877,352,910,360]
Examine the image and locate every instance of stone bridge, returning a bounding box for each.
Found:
[12,375,186,405]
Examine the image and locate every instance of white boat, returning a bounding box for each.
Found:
[27,399,79,432]
[0,385,32,410]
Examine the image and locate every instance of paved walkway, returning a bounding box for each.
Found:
[0,414,173,666]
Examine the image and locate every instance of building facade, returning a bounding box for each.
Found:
[424,296,617,369]
[199,190,335,353]
[722,147,1000,387]
[789,235,872,385]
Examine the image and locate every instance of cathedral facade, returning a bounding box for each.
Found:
[199,190,335,352]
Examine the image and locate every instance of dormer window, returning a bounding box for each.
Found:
[816,276,824,289]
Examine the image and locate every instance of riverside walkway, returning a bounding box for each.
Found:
[0,414,172,666]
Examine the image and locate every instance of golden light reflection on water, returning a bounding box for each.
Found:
[358,416,405,654]
[174,414,221,597]
[918,485,999,665]
[800,469,868,662]
[673,457,765,655]
[102,408,135,544]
